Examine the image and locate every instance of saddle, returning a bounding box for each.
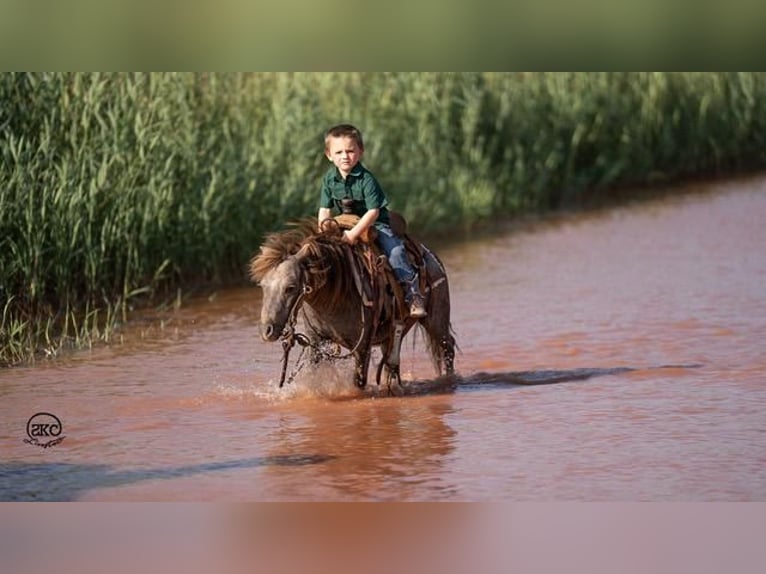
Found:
[323,213,427,322]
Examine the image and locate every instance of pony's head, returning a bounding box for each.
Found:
[255,245,312,341]
[249,220,350,342]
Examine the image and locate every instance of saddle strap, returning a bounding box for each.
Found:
[345,246,374,308]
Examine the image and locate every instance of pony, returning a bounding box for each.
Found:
[249,218,456,390]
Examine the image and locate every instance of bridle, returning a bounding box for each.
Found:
[276,281,312,388]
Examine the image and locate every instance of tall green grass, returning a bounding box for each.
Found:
[2,72,766,365]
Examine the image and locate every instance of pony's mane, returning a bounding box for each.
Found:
[249,217,349,283]
[249,219,318,283]
[250,218,358,310]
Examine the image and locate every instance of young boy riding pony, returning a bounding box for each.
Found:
[317,123,427,319]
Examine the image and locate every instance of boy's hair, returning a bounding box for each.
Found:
[324,123,364,151]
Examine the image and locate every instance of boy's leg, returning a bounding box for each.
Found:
[375,226,427,318]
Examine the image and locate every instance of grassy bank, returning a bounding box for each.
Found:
[2,72,766,365]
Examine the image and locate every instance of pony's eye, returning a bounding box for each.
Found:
[285,284,297,294]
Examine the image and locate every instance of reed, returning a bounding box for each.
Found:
[2,72,766,365]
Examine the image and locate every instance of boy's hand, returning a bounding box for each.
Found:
[342,230,357,245]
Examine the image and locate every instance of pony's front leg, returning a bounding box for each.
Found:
[308,339,325,366]
[386,364,402,390]
[353,349,371,388]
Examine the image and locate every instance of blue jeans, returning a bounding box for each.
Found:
[375,224,416,283]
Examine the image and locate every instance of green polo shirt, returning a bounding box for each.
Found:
[319,163,390,227]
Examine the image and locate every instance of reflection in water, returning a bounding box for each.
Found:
[258,396,459,501]
[1,176,766,500]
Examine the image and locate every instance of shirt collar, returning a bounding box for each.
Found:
[333,163,365,181]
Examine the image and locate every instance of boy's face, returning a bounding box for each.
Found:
[325,136,363,178]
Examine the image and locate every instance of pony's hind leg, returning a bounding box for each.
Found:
[374,335,404,395]
[422,271,456,376]
[423,320,455,376]
[386,365,402,394]
[441,333,456,376]
[380,359,403,395]
[417,247,453,376]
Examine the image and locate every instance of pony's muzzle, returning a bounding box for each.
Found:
[260,323,278,342]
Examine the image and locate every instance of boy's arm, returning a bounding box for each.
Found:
[343,208,379,245]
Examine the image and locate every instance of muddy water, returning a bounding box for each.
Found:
[2,177,766,501]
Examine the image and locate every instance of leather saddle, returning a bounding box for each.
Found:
[323,212,427,320]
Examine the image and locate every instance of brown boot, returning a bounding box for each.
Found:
[405,276,427,319]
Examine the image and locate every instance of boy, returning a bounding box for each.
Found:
[317,123,427,318]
